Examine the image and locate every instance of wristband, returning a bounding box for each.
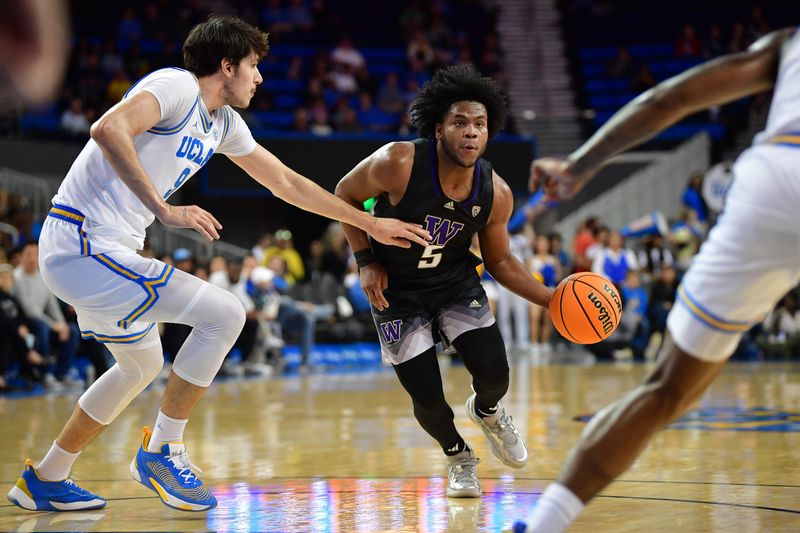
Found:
[354,248,377,269]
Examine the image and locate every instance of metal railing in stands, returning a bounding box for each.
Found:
[0,167,54,222]
[146,225,250,261]
[0,167,250,260]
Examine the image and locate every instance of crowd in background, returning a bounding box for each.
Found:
[2,165,799,396]
[4,0,513,139]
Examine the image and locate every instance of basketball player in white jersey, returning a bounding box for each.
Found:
[513,27,798,532]
[6,16,430,513]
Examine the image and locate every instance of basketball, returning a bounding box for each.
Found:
[550,273,623,344]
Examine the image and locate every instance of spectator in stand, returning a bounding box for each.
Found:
[343,259,371,314]
[99,39,124,80]
[637,234,674,280]
[645,264,679,359]
[528,234,558,356]
[682,172,709,223]
[669,209,705,271]
[621,270,650,360]
[209,255,227,276]
[210,260,272,376]
[573,216,600,273]
[13,243,81,389]
[592,230,639,288]
[0,263,45,390]
[106,69,132,105]
[758,291,800,357]
[585,224,609,268]
[251,233,275,265]
[496,228,533,352]
[704,23,726,59]
[268,255,292,292]
[285,0,314,33]
[331,35,365,71]
[675,23,702,57]
[172,247,194,274]
[293,108,311,132]
[262,229,305,284]
[60,98,90,136]
[378,72,405,115]
[407,29,434,67]
[262,0,293,38]
[548,232,572,275]
[606,47,635,79]
[117,5,143,42]
[318,222,350,281]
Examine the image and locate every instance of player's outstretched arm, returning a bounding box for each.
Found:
[90,92,222,241]
[531,28,795,201]
[230,144,430,250]
[480,172,553,308]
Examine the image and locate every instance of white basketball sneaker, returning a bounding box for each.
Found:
[446,446,481,498]
[466,393,528,468]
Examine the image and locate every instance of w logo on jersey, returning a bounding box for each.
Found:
[379,319,403,344]
[424,215,465,246]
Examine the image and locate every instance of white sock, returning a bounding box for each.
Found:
[522,483,585,533]
[147,411,188,452]
[37,441,80,481]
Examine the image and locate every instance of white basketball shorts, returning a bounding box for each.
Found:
[38,203,175,347]
[667,145,800,361]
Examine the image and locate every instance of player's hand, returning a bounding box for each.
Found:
[157,204,222,241]
[367,217,431,249]
[529,157,584,201]
[360,262,390,311]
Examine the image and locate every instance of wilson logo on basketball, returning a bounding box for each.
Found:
[587,291,614,334]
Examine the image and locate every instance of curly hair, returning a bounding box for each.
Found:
[410,64,508,138]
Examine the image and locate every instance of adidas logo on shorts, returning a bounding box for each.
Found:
[469,300,481,308]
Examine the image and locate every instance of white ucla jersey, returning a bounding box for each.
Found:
[53,68,257,253]
[753,31,800,145]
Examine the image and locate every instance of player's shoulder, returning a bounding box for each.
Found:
[371,141,415,173]
[490,169,512,198]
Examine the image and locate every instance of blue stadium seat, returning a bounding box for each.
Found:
[254,111,295,129]
[274,94,303,110]
[263,79,305,92]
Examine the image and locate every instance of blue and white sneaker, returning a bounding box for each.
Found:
[511,521,529,532]
[129,426,216,512]
[7,459,106,511]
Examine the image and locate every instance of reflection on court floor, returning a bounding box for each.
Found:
[1,359,799,532]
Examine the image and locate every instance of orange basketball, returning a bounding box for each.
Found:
[550,273,623,344]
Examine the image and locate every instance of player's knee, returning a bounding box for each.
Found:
[204,287,246,339]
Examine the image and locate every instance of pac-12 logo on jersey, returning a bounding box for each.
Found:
[424,215,465,246]
[379,319,403,344]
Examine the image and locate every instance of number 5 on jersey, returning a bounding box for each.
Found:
[418,245,444,269]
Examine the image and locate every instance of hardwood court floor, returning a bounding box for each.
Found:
[0,358,798,532]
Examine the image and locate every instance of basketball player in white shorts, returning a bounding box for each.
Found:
[6,16,429,513]
[513,27,800,532]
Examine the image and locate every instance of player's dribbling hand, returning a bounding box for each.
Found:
[529,157,583,201]
[360,262,390,311]
[158,204,223,241]
[368,218,431,249]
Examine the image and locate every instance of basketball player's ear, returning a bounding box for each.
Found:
[221,57,235,77]
[435,123,442,140]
